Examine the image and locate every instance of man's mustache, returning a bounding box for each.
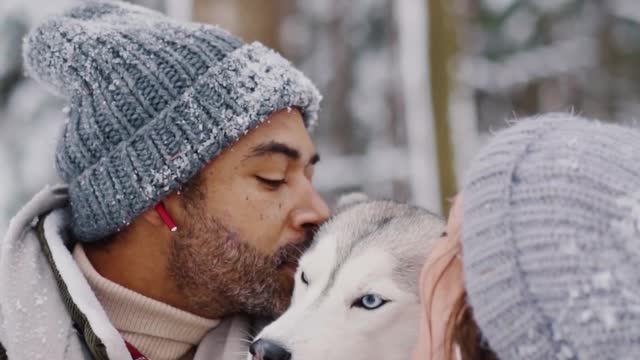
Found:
[272,229,317,267]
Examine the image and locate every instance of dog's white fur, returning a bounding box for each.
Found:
[250,195,444,360]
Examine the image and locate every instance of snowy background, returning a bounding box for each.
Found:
[2,0,640,237]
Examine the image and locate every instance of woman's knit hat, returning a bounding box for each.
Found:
[462,113,640,360]
[22,1,321,241]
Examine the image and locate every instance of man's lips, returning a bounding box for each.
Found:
[275,246,302,276]
[274,231,316,274]
[278,259,298,276]
[276,252,299,271]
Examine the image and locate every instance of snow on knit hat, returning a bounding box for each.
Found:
[461,113,640,360]
[22,0,322,241]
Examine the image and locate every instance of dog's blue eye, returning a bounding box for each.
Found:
[301,271,309,285]
[353,294,388,310]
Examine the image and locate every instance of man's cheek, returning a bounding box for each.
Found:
[244,234,279,255]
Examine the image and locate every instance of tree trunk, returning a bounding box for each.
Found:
[428,0,457,213]
[193,0,283,51]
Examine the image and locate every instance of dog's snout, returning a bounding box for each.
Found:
[249,339,291,360]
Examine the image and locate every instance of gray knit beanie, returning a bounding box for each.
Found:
[462,113,640,360]
[22,1,321,241]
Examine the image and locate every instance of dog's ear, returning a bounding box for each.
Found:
[334,192,369,213]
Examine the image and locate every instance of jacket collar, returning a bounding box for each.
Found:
[0,186,131,360]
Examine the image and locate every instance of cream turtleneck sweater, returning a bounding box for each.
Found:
[73,244,220,360]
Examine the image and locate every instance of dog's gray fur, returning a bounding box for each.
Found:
[316,199,441,297]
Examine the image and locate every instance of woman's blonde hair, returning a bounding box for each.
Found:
[425,234,499,360]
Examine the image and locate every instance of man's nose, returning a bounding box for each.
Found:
[290,185,330,231]
[250,339,292,360]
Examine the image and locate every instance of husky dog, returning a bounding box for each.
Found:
[248,194,444,360]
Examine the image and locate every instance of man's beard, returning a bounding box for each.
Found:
[167,204,313,319]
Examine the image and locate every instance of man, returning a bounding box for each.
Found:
[0,1,330,360]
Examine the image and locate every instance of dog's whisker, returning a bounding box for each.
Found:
[290,338,312,346]
[204,337,254,346]
[228,352,252,358]
[227,335,253,343]
[237,329,255,339]
[295,242,311,254]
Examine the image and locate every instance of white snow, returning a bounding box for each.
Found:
[608,0,640,23]
[165,0,192,22]
[314,146,410,192]
[457,36,598,92]
[611,191,640,238]
[0,0,77,24]
[483,0,517,15]
[592,271,613,290]
[503,7,537,46]
[531,0,573,13]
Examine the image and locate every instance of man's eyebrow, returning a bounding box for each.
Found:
[247,141,300,160]
[246,141,320,165]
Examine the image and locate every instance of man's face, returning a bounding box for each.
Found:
[168,108,330,319]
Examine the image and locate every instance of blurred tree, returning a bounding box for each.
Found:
[278,0,415,206]
[193,0,285,51]
[0,9,63,234]
[181,0,443,210]
[429,0,458,213]
[454,0,640,133]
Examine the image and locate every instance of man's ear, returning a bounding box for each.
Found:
[140,205,165,227]
[150,194,183,232]
[334,192,369,213]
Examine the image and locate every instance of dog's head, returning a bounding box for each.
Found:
[249,194,444,360]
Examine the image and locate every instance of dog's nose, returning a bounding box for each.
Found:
[249,339,291,360]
